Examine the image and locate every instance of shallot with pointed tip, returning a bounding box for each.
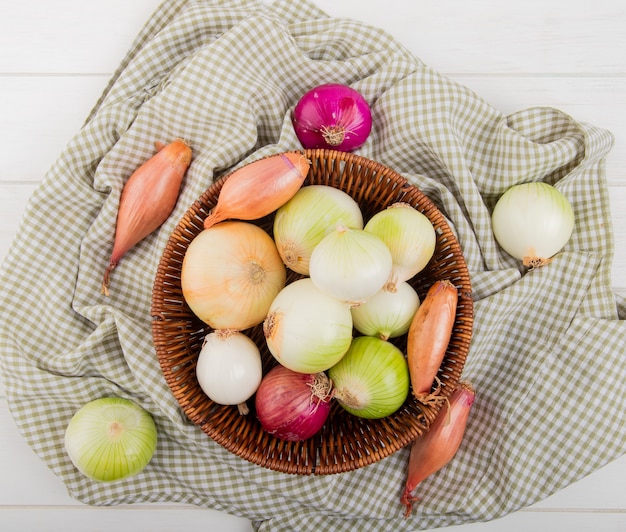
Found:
[407,279,458,404]
[401,381,475,517]
[101,138,192,296]
[203,152,310,229]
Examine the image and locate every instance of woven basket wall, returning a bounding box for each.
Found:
[151,149,474,475]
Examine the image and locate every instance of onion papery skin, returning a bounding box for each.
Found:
[263,278,353,373]
[255,365,332,441]
[195,330,263,413]
[364,202,436,291]
[292,83,372,152]
[309,225,393,304]
[491,182,575,267]
[351,281,420,340]
[273,185,364,275]
[64,397,157,482]
[328,336,410,419]
[181,221,286,330]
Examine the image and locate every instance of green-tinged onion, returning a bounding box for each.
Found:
[263,278,353,373]
[64,397,157,482]
[196,330,263,415]
[364,202,436,291]
[273,185,364,275]
[351,281,421,340]
[309,225,393,304]
[328,336,410,419]
[491,182,575,268]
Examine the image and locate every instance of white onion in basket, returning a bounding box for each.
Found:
[263,278,353,373]
[309,225,393,304]
[364,202,436,292]
[196,330,263,415]
[351,281,421,340]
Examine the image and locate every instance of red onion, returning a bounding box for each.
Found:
[255,365,333,441]
[292,83,372,151]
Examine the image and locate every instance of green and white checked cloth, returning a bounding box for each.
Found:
[1,0,625,530]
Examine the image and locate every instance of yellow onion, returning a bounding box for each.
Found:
[181,221,286,330]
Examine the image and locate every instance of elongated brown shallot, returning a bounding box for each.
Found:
[407,279,458,403]
[203,152,310,229]
[401,381,475,517]
[101,139,192,296]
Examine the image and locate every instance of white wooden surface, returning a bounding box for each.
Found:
[1,1,625,530]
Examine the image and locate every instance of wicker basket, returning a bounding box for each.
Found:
[151,149,473,475]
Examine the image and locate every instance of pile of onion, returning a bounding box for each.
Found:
[178,145,460,443]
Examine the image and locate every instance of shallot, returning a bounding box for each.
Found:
[101,138,192,296]
[401,381,475,517]
[407,280,458,404]
[203,152,309,229]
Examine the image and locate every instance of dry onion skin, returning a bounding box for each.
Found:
[181,221,286,331]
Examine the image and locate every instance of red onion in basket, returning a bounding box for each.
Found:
[255,365,333,441]
[292,83,372,151]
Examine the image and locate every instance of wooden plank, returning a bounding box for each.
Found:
[0,77,109,181]
[0,506,254,531]
[0,506,624,532]
[0,403,625,511]
[0,0,161,73]
[1,0,624,75]
[316,0,626,74]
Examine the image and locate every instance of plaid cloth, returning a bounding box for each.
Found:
[1,1,625,530]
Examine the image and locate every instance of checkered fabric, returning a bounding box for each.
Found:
[1,1,624,530]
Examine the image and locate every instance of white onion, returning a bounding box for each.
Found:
[351,281,420,340]
[181,221,286,330]
[263,278,353,373]
[491,182,575,267]
[64,397,157,482]
[273,185,364,275]
[196,330,263,415]
[364,202,436,291]
[309,225,393,304]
